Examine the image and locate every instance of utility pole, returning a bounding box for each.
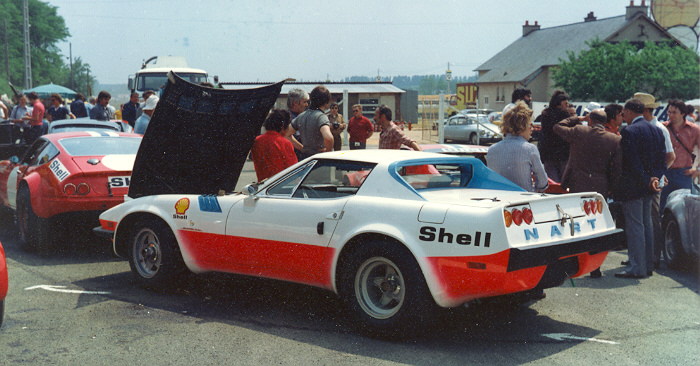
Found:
[4,20,9,85]
[23,0,32,89]
[69,43,73,90]
[446,62,452,95]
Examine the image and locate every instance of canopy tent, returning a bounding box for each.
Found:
[23,83,77,99]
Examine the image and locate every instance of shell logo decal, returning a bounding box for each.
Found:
[174,198,190,219]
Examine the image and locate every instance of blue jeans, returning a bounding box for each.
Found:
[660,168,693,210]
[622,195,654,276]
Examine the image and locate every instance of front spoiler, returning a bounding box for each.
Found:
[507,228,624,272]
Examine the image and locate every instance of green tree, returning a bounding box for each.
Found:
[553,39,699,102]
[0,0,95,98]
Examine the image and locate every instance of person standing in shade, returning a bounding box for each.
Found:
[134,95,158,135]
[376,105,421,151]
[347,104,374,149]
[9,94,32,125]
[250,109,298,181]
[604,103,623,135]
[502,88,531,115]
[70,93,88,118]
[327,102,346,151]
[121,92,140,127]
[613,99,666,279]
[89,91,113,121]
[46,93,75,122]
[537,91,571,182]
[295,85,334,159]
[21,92,45,144]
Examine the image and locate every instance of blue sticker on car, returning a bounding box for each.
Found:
[198,195,222,213]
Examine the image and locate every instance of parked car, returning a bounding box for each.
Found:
[0,121,29,161]
[96,148,622,337]
[0,239,7,328]
[662,179,699,269]
[442,114,502,145]
[0,131,142,250]
[48,118,134,134]
[459,108,494,116]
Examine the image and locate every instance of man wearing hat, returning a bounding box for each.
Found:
[635,92,675,270]
[134,95,159,135]
[614,99,666,279]
[583,102,601,116]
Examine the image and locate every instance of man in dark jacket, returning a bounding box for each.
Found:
[538,90,571,182]
[613,99,666,279]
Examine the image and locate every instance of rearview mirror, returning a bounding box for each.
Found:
[243,184,256,196]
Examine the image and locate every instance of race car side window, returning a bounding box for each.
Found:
[33,143,60,166]
[292,160,376,199]
[20,139,51,166]
[265,162,315,197]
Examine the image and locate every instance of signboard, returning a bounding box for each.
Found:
[456,83,478,110]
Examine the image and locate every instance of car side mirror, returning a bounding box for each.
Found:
[243,184,256,196]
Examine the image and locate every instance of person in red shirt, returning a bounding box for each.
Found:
[346,104,374,149]
[251,109,298,181]
[22,92,45,144]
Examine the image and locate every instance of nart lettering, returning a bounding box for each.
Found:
[523,219,597,240]
[419,226,491,247]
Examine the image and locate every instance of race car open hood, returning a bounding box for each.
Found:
[128,73,284,198]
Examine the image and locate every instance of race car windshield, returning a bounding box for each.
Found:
[59,137,142,156]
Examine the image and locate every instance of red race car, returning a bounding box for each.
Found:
[0,131,142,250]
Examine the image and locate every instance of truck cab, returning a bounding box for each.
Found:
[128,56,208,94]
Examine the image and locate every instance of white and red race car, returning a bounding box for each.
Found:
[95,75,623,337]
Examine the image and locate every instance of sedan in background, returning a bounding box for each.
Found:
[442,114,502,145]
[48,118,133,134]
[0,131,142,250]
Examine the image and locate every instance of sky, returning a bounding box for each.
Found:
[50,0,687,85]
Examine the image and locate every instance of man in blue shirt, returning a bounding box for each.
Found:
[121,92,139,127]
[70,93,88,118]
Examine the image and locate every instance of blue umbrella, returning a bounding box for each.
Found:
[23,83,77,99]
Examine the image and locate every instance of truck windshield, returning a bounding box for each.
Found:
[136,72,207,92]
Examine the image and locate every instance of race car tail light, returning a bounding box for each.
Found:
[63,183,91,195]
[77,183,90,195]
[504,205,533,227]
[512,209,523,226]
[582,198,604,215]
[503,210,512,227]
[63,184,76,195]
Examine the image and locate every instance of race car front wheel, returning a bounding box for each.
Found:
[16,187,51,251]
[128,219,186,289]
[339,241,436,338]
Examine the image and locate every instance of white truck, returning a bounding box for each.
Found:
[128,56,210,94]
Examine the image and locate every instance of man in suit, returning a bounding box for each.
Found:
[554,108,622,278]
[613,99,666,279]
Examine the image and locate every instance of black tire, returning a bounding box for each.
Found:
[127,219,187,289]
[0,299,4,328]
[16,187,52,252]
[663,216,687,269]
[469,133,478,145]
[338,241,436,338]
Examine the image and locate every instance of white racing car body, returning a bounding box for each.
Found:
[95,76,622,336]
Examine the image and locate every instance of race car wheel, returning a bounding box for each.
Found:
[339,241,435,338]
[469,133,478,145]
[16,187,51,251]
[128,219,186,289]
[663,216,687,269]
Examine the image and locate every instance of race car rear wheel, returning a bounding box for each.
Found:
[663,216,687,269]
[128,219,186,289]
[339,241,436,338]
[0,299,4,328]
[16,187,52,252]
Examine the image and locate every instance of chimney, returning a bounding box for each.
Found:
[626,0,648,20]
[523,20,540,37]
[584,12,597,22]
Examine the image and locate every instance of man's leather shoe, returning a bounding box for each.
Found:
[614,271,644,279]
[621,260,630,266]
